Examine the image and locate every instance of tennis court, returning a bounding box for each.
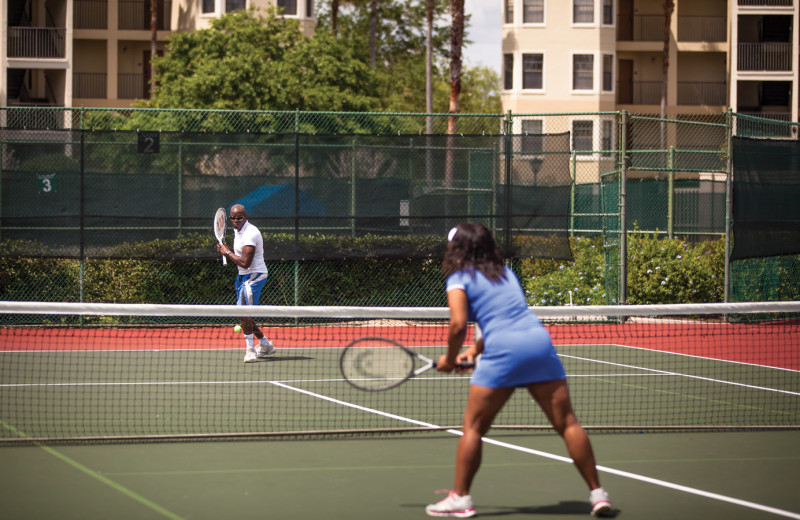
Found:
[1,301,799,518]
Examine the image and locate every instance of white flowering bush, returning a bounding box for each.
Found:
[626,230,724,304]
[519,232,725,306]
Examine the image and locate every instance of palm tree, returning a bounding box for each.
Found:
[660,0,675,153]
[448,0,464,134]
[150,0,157,95]
[332,0,340,35]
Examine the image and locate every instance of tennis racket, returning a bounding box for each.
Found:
[340,336,475,392]
[213,207,227,265]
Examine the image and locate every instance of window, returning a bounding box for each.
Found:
[602,54,613,91]
[573,54,594,90]
[307,0,314,17]
[523,0,544,24]
[573,0,593,24]
[521,119,544,154]
[603,0,613,25]
[573,120,594,152]
[601,120,614,157]
[202,0,215,14]
[505,0,514,23]
[522,54,543,90]
[277,0,297,15]
[504,54,514,90]
[226,0,245,12]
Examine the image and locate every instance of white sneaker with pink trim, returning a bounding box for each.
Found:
[425,492,476,518]
[589,487,614,517]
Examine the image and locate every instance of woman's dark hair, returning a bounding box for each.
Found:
[442,222,506,282]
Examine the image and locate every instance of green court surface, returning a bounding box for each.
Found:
[2,430,799,519]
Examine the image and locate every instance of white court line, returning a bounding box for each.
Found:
[561,354,800,397]
[269,381,800,520]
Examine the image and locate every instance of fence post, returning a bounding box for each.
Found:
[619,110,628,305]
[570,152,577,236]
[79,106,86,305]
[503,110,513,257]
[724,108,733,303]
[668,145,674,239]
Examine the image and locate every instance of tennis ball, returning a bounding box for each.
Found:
[233,325,242,333]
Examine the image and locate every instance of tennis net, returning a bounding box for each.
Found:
[1,301,798,443]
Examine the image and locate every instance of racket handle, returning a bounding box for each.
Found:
[222,254,227,265]
[432,361,475,369]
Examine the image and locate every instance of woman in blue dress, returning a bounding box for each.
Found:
[425,222,613,518]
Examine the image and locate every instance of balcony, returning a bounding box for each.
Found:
[119,0,172,31]
[618,14,662,42]
[738,0,792,5]
[75,0,108,29]
[7,27,66,58]
[73,73,107,98]
[119,73,147,99]
[678,82,726,105]
[617,81,661,105]
[738,42,792,71]
[678,16,726,42]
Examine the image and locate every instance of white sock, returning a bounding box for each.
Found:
[244,334,255,350]
[259,337,272,346]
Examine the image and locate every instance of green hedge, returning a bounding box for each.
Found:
[520,232,726,305]
[4,232,795,307]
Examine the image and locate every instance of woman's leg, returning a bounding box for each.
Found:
[527,379,601,490]
[453,385,514,496]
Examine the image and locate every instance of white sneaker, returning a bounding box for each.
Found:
[425,492,475,518]
[257,340,276,358]
[589,488,613,517]
[243,348,258,363]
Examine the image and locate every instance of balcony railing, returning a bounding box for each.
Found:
[618,14,663,42]
[73,73,107,98]
[739,111,792,121]
[74,0,108,29]
[119,0,172,31]
[738,42,792,71]
[618,81,662,105]
[119,73,145,99]
[678,82,726,105]
[7,27,66,58]
[678,16,726,42]
[738,0,792,6]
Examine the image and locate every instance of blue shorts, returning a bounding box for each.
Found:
[470,326,566,388]
[235,272,268,306]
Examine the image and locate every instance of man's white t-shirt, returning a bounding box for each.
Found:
[233,220,268,275]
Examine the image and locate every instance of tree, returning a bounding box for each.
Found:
[661,0,675,152]
[145,8,380,112]
[447,0,464,134]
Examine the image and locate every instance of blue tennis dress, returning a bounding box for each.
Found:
[446,266,566,388]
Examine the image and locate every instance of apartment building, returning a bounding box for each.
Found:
[0,0,314,109]
[502,0,799,123]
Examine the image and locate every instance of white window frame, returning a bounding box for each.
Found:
[504,0,514,25]
[571,51,597,94]
[200,0,250,17]
[522,0,546,26]
[517,118,546,155]
[503,53,515,91]
[521,51,545,92]
[277,0,300,17]
[600,118,616,158]
[601,0,615,27]
[601,53,615,93]
[570,115,617,160]
[200,0,219,17]
[571,0,596,27]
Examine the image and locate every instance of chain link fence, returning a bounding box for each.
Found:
[1,107,798,307]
